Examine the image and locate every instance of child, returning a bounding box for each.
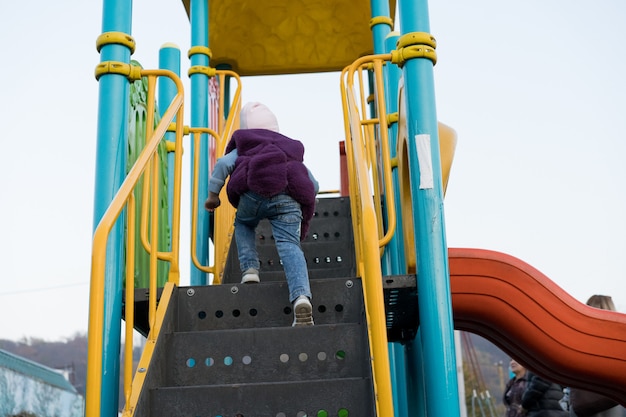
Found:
[205,102,318,326]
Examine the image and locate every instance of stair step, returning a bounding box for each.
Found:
[223,196,356,283]
[166,323,370,386]
[175,277,365,331]
[150,377,376,417]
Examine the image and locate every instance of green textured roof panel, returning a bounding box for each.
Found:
[0,349,77,393]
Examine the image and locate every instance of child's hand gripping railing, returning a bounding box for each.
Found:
[340,54,396,417]
[189,70,242,284]
[86,68,184,417]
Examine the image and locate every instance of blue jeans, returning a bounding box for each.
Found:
[234,192,311,303]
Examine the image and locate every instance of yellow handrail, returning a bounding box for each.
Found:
[123,194,135,408]
[86,68,184,417]
[139,75,169,264]
[189,125,220,278]
[340,54,398,417]
[345,59,397,250]
[189,70,242,283]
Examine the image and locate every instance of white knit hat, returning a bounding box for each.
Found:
[240,102,280,132]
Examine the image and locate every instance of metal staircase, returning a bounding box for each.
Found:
[223,196,356,283]
[131,196,379,416]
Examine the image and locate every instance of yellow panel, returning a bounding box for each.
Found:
[182,0,396,76]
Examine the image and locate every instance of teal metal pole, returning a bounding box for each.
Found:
[370,0,393,53]
[381,31,404,279]
[189,0,210,286]
[367,5,411,412]
[398,0,461,415]
[390,343,410,417]
[381,31,412,417]
[159,44,181,237]
[406,334,428,416]
[93,0,132,415]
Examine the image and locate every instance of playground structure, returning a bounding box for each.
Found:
[87,0,626,416]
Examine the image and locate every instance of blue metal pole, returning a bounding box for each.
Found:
[94,0,132,415]
[189,0,210,286]
[398,0,461,415]
[370,0,392,53]
[382,31,405,279]
[406,334,428,416]
[381,30,412,417]
[368,3,409,411]
[158,44,181,236]
[390,343,410,417]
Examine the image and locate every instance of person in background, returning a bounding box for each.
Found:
[504,358,529,417]
[569,295,625,417]
[205,102,318,327]
[521,371,569,417]
[560,387,570,413]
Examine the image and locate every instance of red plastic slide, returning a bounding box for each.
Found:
[449,247,626,404]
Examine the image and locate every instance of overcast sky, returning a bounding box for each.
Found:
[1,0,624,341]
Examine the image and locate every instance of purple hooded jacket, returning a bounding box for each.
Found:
[225,128,316,239]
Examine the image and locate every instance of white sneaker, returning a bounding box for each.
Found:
[241,268,260,284]
[292,295,314,326]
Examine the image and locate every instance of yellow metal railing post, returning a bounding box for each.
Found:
[372,59,397,248]
[188,70,242,284]
[340,54,398,417]
[86,68,184,417]
[123,194,135,411]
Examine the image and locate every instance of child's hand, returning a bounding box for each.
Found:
[205,192,221,211]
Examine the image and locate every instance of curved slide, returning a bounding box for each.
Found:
[449,248,626,404]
